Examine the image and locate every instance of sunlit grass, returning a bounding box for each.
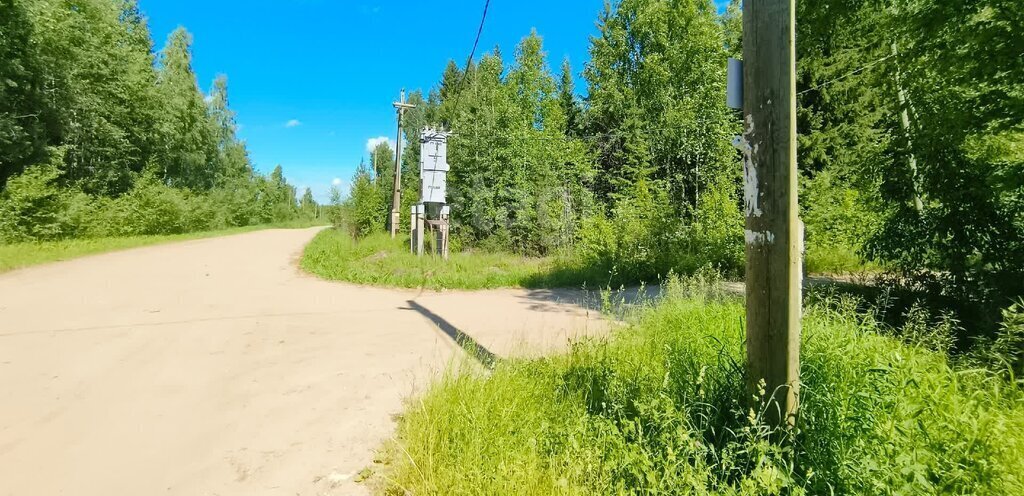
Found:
[379,276,1024,495]
[300,228,563,290]
[804,242,880,275]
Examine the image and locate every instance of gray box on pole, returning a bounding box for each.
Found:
[420,130,450,173]
[727,57,743,110]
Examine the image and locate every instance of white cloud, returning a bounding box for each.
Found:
[365,136,392,154]
[331,177,343,186]
[203,94,214,104]
[285,119,302,128]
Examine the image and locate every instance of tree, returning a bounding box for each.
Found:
[558,58,582,137]
[300,187,317,218]
[585,0,735,209]
[795,0,1023,334]
[23,0,163,195]
[156,27,217,190]
[347,161,385,236]
[0,0,48,189]
[206,74,252,181]
[0,0,304,243]
[720,0,742,60]
[425,31,594,254]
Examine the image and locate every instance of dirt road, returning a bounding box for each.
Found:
[0,227,606,495]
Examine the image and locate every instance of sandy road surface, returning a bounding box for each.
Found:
[0,227,606,495]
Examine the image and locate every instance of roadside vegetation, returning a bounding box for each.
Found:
[302,229,553,290]
[1,0,325,252]
[317,0,1024,493]
[331,0,1020,356]
[303,226,741,291]
[379,276,1024,495]
[4,0,1021,493]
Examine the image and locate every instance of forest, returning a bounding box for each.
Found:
[0,0,317,244]
[3,0,1022,493]
[341,0,1022,358]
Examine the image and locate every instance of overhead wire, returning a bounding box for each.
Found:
[797,53,896,96]
[448,0,492,117]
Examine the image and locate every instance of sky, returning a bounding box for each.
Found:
[140,0,608,202]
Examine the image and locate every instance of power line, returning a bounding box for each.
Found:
[798,53,896,96]
[449,0,491,116]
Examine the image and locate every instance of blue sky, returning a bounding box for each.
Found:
[141,1,606,202]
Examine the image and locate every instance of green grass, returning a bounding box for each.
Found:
[0,219,326,274]
[805,242,880,275]
[301,228,591,290]
[378,276,1024,495]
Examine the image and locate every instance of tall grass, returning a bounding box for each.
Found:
[301,228,730,290]
[381,277,1024,495]
[301,229,558,290]
[804,242,880,275]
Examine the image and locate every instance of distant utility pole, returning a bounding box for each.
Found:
[390,89,417,238]
[372,147,378,179]
[741,0,801,428]
[891,42,923,213]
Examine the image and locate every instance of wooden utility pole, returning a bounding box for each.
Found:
[891,42,923,213]
[741,0,801,428]
[390,89,416,238]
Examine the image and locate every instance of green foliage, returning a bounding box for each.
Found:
[0,0,48,188]
[385,281,1024,495]
[301,228,555,290]
[0,150,71,242]
[363,4,746,285]
[1,160,307,243]
[430,31,596,256]
[346,161,386,237]
[971,298,1024,380]
[797,0,1024,336]
[156,27,218,190]
[0,0,306,246]
[585,0,736,208]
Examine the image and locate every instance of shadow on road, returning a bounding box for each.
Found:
[514,285,666,315]
[403,300,498,369]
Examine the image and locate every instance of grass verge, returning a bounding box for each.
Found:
[0,219,326,274]
[301,228,578,290]
[379,276,1024,495]
[805,242,880,275]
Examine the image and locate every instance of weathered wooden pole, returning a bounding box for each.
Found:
[390,89,416,238]
[741,0,801,428]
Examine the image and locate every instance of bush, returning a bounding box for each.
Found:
[568,179,743,286]
[0,160,308,244]
[0,153,71,242]
[385,278,1024,495]
[801,169,880,273]
[112,174,193,235]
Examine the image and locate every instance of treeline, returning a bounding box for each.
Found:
[0,0,314,243]
[350,1,744,283]
[348,0,1021,337]
[794,0,1022,333]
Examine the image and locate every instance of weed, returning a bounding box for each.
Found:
[383,278,1024,495]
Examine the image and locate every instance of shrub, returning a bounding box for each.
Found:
[0,153,71,242]
[568,179,743,286]
[110,174,194,236]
